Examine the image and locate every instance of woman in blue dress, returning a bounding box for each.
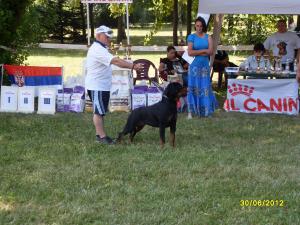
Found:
[187,17,218,118]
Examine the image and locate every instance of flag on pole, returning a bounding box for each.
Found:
[3,65,63,95]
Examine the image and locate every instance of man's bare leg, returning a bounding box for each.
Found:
[93,114,106,138]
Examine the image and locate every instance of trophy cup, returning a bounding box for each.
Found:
[278,55,282,73]
[123,44,131,61]
[274,56,282,72]
[126,44,132,60]
[256,54,262,73]
[113,43,120,56]
[285,58,291,72]
[263,54,270,73]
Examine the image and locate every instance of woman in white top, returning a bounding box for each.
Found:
[240,43,271,71]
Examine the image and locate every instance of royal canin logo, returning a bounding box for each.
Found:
[224,82,298,113]
[227,83,254,97]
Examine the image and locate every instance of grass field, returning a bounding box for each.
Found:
[111,27,179,46]
[26,27,247,76]
[1,46,298,224]
[25,49,166,77]
[0,110,299,225]
[25,48,245,78]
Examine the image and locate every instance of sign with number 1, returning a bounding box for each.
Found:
[0,86,18,112]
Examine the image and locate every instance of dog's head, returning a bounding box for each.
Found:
[164,82,187,102]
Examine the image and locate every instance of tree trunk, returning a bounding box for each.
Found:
[0,0,31,65]
[89,3,94,39]
[80,3,86,40]
[117,15,127,44]
[186,0,192,37]
[210,14,224,68]
[58,0,64,44]
[10,0,31,34]
[296,15,300,31]
[246,15,253,44]
[227,15,234,37]
[173,0,178,46]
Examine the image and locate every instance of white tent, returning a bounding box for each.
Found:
[197,0,300,66]
[198,0,300,15]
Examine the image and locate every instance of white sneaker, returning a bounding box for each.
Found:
[187,113,192,119]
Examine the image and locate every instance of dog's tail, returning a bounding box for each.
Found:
[115,132,124,143]
[115,112,135,142]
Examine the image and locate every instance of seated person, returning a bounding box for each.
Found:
[213,50,238,72]
[240,43,271,71]
[159,46,189,86]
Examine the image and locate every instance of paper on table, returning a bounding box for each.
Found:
[182,50,195,64]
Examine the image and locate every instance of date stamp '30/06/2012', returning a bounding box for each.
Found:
[240,200,285,207]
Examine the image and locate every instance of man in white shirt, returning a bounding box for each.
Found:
[264,19,300,71]
[85,25,142,144]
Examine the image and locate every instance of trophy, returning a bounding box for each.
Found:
[274,56,282,72]
[126,44,132,60]
[113,43,120,56]
[285,58,291,72]
[256,54,262,72]
[263,54,270,73]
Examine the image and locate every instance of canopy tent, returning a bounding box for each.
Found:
[81,0,132,46]
[197,0,300,66]
[197,0,300,15]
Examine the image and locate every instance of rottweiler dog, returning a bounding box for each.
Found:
[116,82,187,147]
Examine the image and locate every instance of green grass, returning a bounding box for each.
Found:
[0,110,299,225]
[26,26,247,77]
[25,48,246,79]
[25,48,167,77]
[13,47,299,224]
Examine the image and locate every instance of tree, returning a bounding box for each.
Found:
[0,0,43,64]
[36,0,92,44]
[79,3,86,39]
[173,0,178,45]
[116,15,127,43]
[109,4,127,44]
[58,0,65,43]
[143,0,172,45]
[221,14,288,45]
[296,15,300,31]
[227,14,234,38]
[89,3,95,39]
[186,0,192,36]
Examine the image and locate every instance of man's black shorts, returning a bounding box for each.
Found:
[87,90,110,116]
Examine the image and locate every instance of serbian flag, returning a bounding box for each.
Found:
[3,65,63,95]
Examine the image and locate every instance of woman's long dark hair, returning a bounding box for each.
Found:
[194,16,207,33]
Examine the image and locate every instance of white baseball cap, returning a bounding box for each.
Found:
[95,25,113,38]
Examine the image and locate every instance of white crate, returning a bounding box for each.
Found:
[0,86,18,112]
[37,87,56,114]
[18,87,35,113]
